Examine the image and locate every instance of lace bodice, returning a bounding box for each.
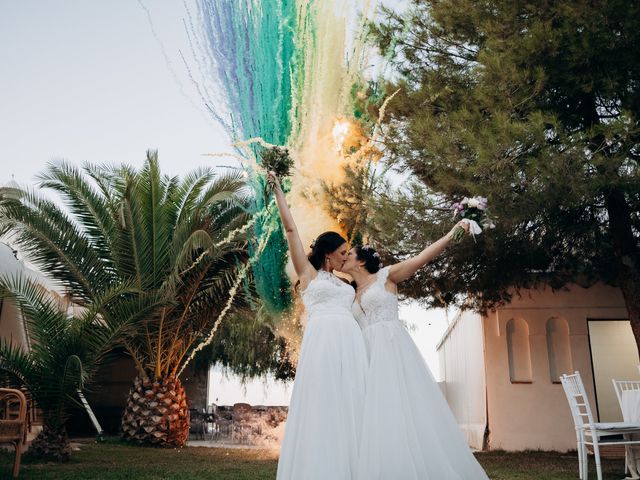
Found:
[301,270,356,317]
[352,267,399,330]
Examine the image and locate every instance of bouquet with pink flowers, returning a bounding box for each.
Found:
[451,196,495,241]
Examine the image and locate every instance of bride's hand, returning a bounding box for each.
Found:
[448,220,470,238]
[266,171,281,190]
[457,220,470,233]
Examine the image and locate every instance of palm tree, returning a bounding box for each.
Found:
[0,275,147,460]
[0,151,250,447]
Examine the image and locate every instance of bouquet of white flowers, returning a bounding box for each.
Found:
[451,196,495,241]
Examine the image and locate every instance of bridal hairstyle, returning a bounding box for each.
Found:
[307,231,347,270]
[354,245,382,274]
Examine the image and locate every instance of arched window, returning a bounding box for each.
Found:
[546,317,573,383]
[506,318,533,383]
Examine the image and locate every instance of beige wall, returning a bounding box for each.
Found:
[0,300,29,350]
[0,242,61,352]
[483,283,629,451]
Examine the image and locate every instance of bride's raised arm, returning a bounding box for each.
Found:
[387,221,469,284]
[268,171,316,285]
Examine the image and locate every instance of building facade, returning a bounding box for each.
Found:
[437,283,637,452]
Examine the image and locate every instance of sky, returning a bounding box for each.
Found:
[0,1,227,181]
[0,1,451,406]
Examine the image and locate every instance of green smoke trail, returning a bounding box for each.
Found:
[191,0,311,312]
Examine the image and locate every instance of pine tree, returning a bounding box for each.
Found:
[361,1,640,340]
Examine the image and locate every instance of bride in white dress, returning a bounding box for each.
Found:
[268,172,368,480]
[340,224,490,480]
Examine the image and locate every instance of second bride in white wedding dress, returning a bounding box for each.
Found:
[268,172,368,480]
[341,224,490,480]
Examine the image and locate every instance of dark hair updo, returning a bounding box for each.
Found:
[354,244,383,274]
[308,231,347,270]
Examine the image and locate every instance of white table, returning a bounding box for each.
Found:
[621,389,640,479]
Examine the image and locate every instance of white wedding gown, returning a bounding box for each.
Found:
[277,270,368,480]
[353,267,489,480]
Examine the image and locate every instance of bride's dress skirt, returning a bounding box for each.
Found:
[277,311,367,480]
[357,321,489,480]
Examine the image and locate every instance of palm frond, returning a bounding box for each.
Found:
[0,189,112,302]
[36,161,117,262]
[0,338,36,389]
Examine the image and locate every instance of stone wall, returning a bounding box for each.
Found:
[193,404,288,446]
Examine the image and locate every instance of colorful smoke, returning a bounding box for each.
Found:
[188,0,380,323]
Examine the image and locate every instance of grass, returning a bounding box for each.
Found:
[0,440,627,479]
[478,450,625,479]
[0,440,277,480]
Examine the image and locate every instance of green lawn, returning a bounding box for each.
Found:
[0,440,627,479]
[479,450,624,480]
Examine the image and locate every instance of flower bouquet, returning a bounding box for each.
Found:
[451,196,495,241]
[262,146,294,197]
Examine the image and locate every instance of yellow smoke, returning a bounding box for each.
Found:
[287,0,377,250]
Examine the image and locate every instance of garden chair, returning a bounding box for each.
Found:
[232,403,253,444]
[204,404,219,441]
[188,408,206,440]
[560,372,640,480]
[213,406,233,441]
[0,388,27,478]
[612,379,640,479]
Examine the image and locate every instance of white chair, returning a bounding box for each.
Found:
[612,380,640,416]
[560,372,640,480]
[612,379,640,478]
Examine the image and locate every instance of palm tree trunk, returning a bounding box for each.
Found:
[28,423,71,462]
[121,375,190,447]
